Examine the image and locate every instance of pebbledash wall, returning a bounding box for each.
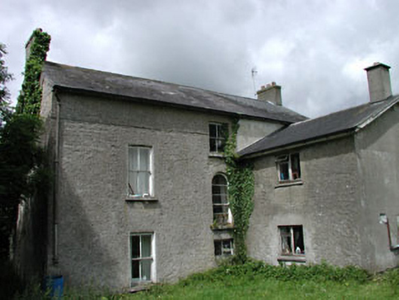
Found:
[39,83,284,288]
[246,104,399,272]
[42,90,232,288]
[355,105,399,270]
[247,136,363,268]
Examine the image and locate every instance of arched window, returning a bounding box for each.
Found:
[212,174,232,224]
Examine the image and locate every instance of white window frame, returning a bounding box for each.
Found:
[279,225,305,256]
[127,146,153,197]
[209,123,228,153]
[214,239,234,257]
[276,153,301,182]
[212,174,232,224]
[130,233,156,284]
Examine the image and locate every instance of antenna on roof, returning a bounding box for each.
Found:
[251,67,258,96]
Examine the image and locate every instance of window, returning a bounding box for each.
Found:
[276,153,301,182]
[214,239,234,257]
[128,146,152,197]
[209,123,228,153]
[212,175,232,224]
[279,225,305,256]
[130,233,154,282]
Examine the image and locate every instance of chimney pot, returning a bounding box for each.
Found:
[364,62,392,102]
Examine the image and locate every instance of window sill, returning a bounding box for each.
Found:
[277,255,306,263]
[211,223,234,231]
[125,197,158,202]
[275,180,303,189]
[209,152,224,158]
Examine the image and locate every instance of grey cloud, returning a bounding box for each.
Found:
[2,0,399,118]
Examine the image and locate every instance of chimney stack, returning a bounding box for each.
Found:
[256,82,282,106]
[25,28,42,61]
[364,62,392,102]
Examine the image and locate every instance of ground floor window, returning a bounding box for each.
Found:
[131,233,154,282]
[279,225,305,256]
[214,239,234,257]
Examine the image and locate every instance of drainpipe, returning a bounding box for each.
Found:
[53,91,61,264]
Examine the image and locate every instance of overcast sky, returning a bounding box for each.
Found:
[2,0,399,118]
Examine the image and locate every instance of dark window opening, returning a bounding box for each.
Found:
[276,153,301,182]
[279,225,305,256]
[214,239,234,257]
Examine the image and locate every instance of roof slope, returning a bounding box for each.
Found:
[42,61,306,123]
[239,95,399,157]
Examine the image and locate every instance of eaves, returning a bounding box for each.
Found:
[239,129,356,160]
[52,85,293,125]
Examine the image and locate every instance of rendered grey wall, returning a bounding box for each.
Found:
[47,93,238,289]
[236,119,283,151]
[355,105,399,271]
[247,137,364,268]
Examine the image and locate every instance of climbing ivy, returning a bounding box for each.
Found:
[16,28,51,115]
[225,119,255,263]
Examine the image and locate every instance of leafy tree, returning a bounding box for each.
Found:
[0,43,13,126]
[0,29,51,263]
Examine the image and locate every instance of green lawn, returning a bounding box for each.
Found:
[126,277,397,300]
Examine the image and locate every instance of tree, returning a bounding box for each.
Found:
[0,43,13,126]
[0,29,51,262]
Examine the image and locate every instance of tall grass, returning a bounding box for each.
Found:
[7,261,399,300]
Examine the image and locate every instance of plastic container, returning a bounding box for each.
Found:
[45,275,64,299]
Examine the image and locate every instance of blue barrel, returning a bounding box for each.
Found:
[45,275,64,299]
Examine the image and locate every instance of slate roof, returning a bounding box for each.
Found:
[239,95,399,157]
[42,61,306,123]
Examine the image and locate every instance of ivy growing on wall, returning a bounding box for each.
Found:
[225,119,255,263]
[16,28,51,115]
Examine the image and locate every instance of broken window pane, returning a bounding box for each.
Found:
[291,153,301,180]
[277,153,301,182]
[293,226,305,254]
[279,162,289,181]
[131,236,140,258]
[131,260,140,279]
[279,225,305,256]
[214,241,222,256]
[214,239,233,257]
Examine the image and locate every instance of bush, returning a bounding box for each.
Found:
[177,260,370,287]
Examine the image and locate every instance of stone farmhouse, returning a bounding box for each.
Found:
[15,38,399,290]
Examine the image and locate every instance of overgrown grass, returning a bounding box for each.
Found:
[8,261,399,300]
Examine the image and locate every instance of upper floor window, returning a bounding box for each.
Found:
[279,225,305,256]
[212,174,232,224]
[276,153,301,182]
[128,146,153,197]
[209,123,228,153]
